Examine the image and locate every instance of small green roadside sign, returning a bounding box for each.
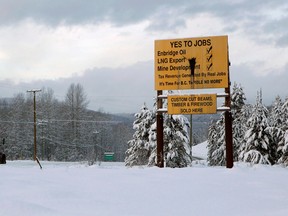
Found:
[104,152,114,161]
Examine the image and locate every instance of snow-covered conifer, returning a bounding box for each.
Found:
[208,83,248,166]
[231,82,246,160]
[207,121,216,165]
[125,104,154,166]
[147,121,157,166]
[278,97,288,165]
[278,131,288,165]
[231,82,246,112]
[282,96,288,121]
[266,96,285,163]
[207,114,226,166]
[147,101,158,166]
[164,115,192,168]
[239,92,272,164]
[147,91,192,167]
[148,114,192,168]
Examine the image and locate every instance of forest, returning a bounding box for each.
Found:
[0,83,133,163]
[125,83,288,167]
[0,82,213,163]
[1,82,287,167]
[208,83,288,166]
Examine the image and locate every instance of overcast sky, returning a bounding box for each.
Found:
[0,0,287,113]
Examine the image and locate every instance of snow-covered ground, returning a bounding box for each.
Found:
[1,142,288,216]
[192,141,208,160]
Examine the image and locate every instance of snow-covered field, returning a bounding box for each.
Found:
[1,142,288,216]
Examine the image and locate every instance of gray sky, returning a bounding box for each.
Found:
[0,0,287,113]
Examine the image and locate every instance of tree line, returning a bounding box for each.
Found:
[208,83,288,166]
[126,83,288,167]
[2,81,287,167]
[0,83,132,162]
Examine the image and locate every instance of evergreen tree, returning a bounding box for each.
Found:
[266,96,285,163]
[207,120,218,165]
[164,115,192,168]
[207,114,226,166]
[231,83,246,112]
[147,100,192,168]
[147,101,161,166]
[278,131,288,165]
[239,92,272,164]
[231,82,246,160]
[207,121,215,164]
[282,96,288,121]
[278,97,288,165]
[147,97,163,166]
[147,122,157,166]
[125,104,154,166]
[208,82,247,166]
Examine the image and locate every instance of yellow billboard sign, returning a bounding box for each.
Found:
[167,94,217,115]
[155,35,228,90]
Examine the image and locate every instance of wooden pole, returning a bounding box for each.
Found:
[33,91,37,161]
[225,63,233,168]
[27,89,41,161]
[157,90,164,168]
[190,114,193,159]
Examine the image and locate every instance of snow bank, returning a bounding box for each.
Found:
[1,160,288,216]
[192,141,208,160]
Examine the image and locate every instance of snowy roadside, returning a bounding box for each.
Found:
[2,141,288,216]
[1,159,288,216]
